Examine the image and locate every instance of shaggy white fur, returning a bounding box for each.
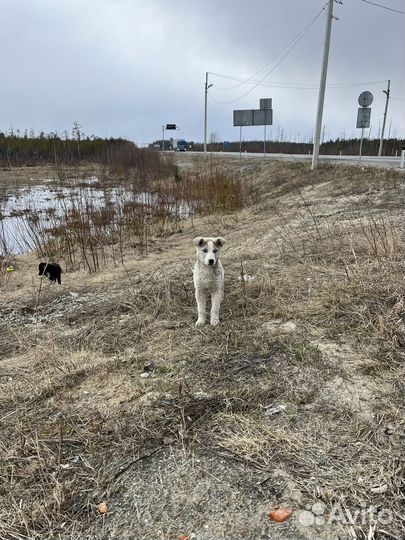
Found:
[193,236,225,326]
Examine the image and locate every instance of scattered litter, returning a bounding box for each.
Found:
[6,266,14,273]
[239,274,255,282]
[268,507,292,523]
[370,484,388,494]
[142,362,155,373]
[140,372,150,379]
[178,534,189,540]
[265,403,286,416]
[194,391,211,399]
[98,501,108,514]
[159,399,175,406]
[69,292,79,298]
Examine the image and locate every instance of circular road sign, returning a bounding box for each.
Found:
[358,91,373,107]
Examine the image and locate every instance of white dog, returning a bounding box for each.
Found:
[193,236,226,326]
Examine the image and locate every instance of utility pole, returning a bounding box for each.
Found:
[204,72,213,155]
[311,0,335,170]
[378,80,390,156]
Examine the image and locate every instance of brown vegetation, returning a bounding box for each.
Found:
[0,156,404,540]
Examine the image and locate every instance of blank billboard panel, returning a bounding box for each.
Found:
[234,108,273,126]
[233,110,254,126]
[253,109,273,126]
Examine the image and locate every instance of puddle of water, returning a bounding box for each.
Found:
[0,178,192,255]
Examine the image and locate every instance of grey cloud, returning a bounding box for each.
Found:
[0,0,403,143]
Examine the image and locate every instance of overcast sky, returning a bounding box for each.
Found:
[1,0,404,145]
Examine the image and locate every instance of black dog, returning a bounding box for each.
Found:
[38,262,62,284]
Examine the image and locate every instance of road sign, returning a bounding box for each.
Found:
[357,107,371,129]
[166,124,177,130]
[358,91,373,108]
[260,98,272,110]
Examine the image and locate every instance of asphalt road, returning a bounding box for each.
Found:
[184,151,404,169]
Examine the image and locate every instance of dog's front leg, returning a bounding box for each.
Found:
[210,291,222,326]
[195,290,207,326]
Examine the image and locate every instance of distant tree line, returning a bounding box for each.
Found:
[151,137,405,156]
[0,129,167,178]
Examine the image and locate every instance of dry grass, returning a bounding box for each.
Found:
[0,160,243,273]
[0,157,404,540]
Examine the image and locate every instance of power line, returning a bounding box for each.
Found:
[210,72,321,89]
[210,2,328,93]
[209,72,387,90]
[208,2,328,105]
[360,0,405,15]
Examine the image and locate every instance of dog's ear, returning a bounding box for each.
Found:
[193,237,205,246]
[215,237,226,247]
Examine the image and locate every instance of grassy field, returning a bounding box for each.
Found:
[0,156,404,540]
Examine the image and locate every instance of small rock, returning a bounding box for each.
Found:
[262,320,296,335]
[163,436,175,445]
[140,372,150,379]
